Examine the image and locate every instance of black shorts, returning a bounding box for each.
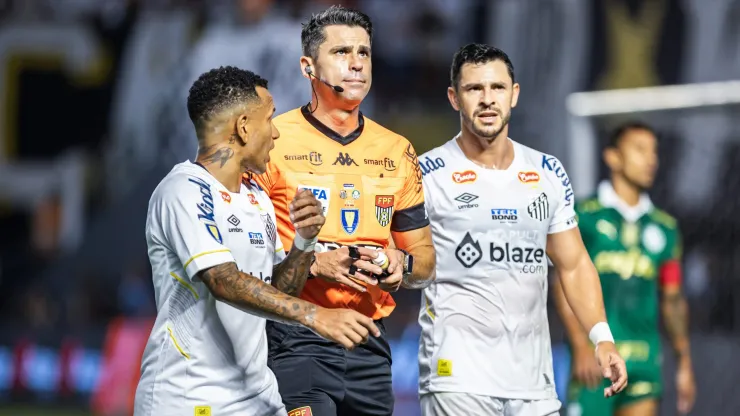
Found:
[266,319,394,416]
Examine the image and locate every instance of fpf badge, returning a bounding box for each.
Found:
[341,209,359,235]
[375,195,394,227]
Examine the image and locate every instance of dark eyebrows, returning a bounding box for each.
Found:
[460,81,508,90]
[328,44,371,54]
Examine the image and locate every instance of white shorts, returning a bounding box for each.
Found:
[420,392,561,416]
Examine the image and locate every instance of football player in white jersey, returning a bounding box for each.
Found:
[417,44,628,416]
[135,66,380,416]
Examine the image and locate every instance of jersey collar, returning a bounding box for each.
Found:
[300,105,364,146]
[597,180,653,223]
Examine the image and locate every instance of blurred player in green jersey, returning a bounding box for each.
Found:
[554,122,696,416]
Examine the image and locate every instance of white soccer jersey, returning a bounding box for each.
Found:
[418,135,577,401]
[135,161,287,416]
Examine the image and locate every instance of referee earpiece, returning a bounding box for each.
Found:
[305,65,312,75]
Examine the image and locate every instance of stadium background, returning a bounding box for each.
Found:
[0,0,738,414]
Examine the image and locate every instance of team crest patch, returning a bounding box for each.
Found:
[260,213,277,243]
[288,406,313,416]
[642,224,666,254]
[375,195,394,227]
[341,209,360,235]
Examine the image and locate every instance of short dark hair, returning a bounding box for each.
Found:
[607,121,657,148]
[450,43,515,89]
[187,66,268,137]
[301,5,373,60]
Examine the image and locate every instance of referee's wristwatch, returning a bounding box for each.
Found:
[397,248,414,276]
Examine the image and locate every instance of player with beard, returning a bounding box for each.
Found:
[554,122,696,416]
[417,43,628,416]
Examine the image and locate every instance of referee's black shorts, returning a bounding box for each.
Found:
[266,319,394,416]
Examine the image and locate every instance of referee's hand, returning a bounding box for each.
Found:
[312,247,383,292]
[595,341,628,397]
[311,307,380,349]
[290,189,325,240]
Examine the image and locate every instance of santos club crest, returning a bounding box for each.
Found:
[375,195,395,227]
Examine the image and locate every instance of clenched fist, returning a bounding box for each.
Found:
[309,307,380,349]
[290,189,325,240]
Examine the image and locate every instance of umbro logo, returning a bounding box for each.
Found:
[454,193,478,204]
[227,215,243,233]
[333,152,359,166]
[454,192,479,210]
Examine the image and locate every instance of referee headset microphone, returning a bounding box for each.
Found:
[305,65,344,113]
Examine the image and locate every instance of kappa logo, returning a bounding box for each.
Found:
[288,406,313,416]
[333,152,359,166]
[452,170,477,184]
[518,171,540,184]
[375,195,395,227]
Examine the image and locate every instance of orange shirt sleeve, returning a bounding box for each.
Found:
[391,142,429,232]
[250,161,281,194]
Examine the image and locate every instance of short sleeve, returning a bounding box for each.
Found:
[545,157,578,234]
[659,227,683,287]
[391,142,430,232]
[158,175,235,280]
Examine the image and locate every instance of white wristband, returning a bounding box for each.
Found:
[293,234,318,252]
[589,322,615,346]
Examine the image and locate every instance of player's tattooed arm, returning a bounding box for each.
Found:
[199,262,316,326]
[661,285,691,358]
[271,248,314,296]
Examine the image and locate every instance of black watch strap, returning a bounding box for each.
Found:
[396,249,413,274]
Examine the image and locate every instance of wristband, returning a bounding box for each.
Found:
[589,322,615,347]
[293,235,318,252]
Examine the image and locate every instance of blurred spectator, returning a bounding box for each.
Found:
[161,0,307,164]
[117,260,154,318]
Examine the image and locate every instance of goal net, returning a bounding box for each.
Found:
[564,81,740,413]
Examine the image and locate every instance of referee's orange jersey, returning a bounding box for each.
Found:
[248,106,429,319]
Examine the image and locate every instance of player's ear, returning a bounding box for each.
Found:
[447,86,460,111]
[511,83,520,108]
[603,147,620,171]
[300,56,313,79]
[236,113,249,145]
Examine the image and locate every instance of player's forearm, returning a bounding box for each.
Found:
[402,244,436,289]
[558,257,609,334]
[662,292,691,359]
[200,262,317,327]
[271,245,313,296]
[553,277,591,350]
